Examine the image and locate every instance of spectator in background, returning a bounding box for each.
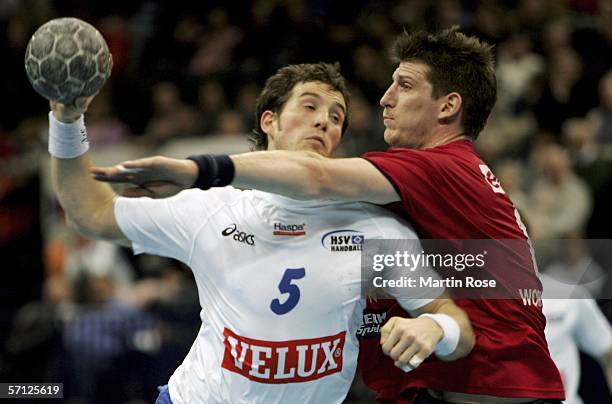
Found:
[478,33,543,159]
[188,8,243,77]
[196,79,228,135]
[63,236,135,296]
[541,18,573,57]
[235,80,261,133]
[563,118,601,168]
[83,86,132,145]
[144,81,200,145]
[495,159,530,211]
[214,109,246,135]
[525,143,592,239]
[588,69,612,147]
[532,47,590,134]
[336,86,386,157]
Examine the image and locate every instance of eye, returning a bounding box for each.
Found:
[304,104,316,110]
[330,114,341,124]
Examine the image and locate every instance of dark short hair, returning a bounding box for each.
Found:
[250,63,350,150]
[392,28,497,139]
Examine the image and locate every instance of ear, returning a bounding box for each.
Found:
[438,92,462,122]
[260,110,276,142]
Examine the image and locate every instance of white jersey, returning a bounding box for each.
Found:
[115,187,440,404]
[541,274,612,404]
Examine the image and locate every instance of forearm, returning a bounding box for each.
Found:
[49,110,125,242]
[231,150,398,203]
[51,154,121,240]
[412,298,475,361]
[231,150,332,200]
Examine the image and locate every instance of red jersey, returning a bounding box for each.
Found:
[360,140,565,399]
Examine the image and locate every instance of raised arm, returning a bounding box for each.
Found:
[49,99,126,243]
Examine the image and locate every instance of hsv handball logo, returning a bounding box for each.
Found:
[222,328,345,383]
[321,229,364,252]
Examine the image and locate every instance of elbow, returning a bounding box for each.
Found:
[63,200,118,242]
[65,213,106,241]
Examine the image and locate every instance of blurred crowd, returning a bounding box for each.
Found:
[1,0,611,402]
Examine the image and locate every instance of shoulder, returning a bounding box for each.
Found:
[350,202,418,239]
[172,186,244,205]
[362,140,476,174]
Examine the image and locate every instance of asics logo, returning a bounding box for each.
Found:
[222,224,255,246]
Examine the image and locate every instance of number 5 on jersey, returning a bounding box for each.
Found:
[270,268,305,315]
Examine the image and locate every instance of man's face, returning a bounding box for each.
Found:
[379,61,443,148]
[264,81,346,157]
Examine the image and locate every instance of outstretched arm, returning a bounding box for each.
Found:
[231,150,400,204]
[93,150,401,204]
[50,99,126,243]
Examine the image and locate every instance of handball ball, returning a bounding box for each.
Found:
[24,17,112,104]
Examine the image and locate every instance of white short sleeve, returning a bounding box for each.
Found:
[574,298,612,357]
[114,188,234,263]
[364,207,444,312]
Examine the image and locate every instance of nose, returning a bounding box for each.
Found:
[314,111,328,131]
[380,84,395,108]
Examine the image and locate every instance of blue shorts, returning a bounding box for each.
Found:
[155,384,172,404]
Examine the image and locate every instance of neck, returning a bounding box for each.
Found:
[422,130,469,149]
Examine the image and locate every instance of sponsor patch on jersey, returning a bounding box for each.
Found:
[222,223,255,246]
[356,308,387,339]
[273,222,306,236]
[479,164,506,194]
[222,328,345,384]
[321,229,364,252]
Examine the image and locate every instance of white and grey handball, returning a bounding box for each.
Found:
[24,17,112,104]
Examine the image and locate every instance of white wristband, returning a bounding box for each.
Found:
[419,313,460,357]
[48,111,89,159]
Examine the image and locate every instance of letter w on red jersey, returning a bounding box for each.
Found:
[222,328,346,384]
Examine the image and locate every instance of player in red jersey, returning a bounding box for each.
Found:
[93,28,564,403]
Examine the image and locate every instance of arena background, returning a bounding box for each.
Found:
[1,0,611,402]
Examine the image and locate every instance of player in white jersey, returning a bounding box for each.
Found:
[117,185,438,403]
[46,63,474,403]
[541,273,612,404]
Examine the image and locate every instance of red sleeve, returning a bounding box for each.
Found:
[363,149,441,220]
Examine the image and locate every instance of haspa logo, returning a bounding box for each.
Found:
[222,224,255,246]
[321,229,364,252]
[273,222,306,236]
[222,328,345,383]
